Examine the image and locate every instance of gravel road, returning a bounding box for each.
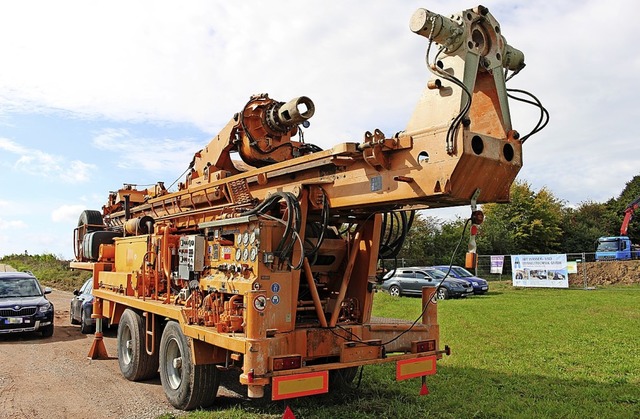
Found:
[0,289,190,419]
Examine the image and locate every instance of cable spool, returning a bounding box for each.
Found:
[124,215,155,235]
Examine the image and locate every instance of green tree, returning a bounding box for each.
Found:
[397,214,441,266]
[478,180,564,255]
[433,218,469,266]
[607,175,640,242]
[561,201,611,252]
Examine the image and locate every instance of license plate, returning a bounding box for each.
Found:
[7,317,23,324]
[482,286,488,290]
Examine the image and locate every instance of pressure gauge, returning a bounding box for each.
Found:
[243,231,250,246]
[249,230,257,244]
[235,248,242,261]
[236,234,242,246]
[250,247,258,262]
[242,248,249,261]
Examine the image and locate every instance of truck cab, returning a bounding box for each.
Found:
[595,236,638,261]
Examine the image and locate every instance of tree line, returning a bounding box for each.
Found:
[398,175,640,266]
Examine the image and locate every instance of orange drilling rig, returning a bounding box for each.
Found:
[71,5,539,410]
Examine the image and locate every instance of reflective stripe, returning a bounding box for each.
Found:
[396,355,437,380]
[272,371,329,400]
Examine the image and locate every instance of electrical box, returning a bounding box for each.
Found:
[178,235,205,279]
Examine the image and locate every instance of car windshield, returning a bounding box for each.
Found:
[427,269,447,280]
[451,267,473,278]
[0,277,43,298]
[597,241,619,252]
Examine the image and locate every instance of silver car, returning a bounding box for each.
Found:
[380,267,474,299]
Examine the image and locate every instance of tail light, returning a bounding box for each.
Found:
[412,339,436,353]
[272,355,303,371]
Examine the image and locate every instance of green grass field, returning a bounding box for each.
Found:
[175,282,640,419]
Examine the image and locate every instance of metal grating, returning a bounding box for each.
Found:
[0,307,37,317]
[227,179,253,204]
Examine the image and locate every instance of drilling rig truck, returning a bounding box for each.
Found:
[71,5,541,410]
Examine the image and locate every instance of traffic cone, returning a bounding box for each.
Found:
[420,376,429,396]
[283,405,296,419]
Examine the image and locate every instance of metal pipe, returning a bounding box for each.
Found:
[271,96,315,128]
[303,258,328,328]
[409,8,464,51]
[329,231,362,327]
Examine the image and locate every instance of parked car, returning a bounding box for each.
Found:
[70,278,98,334]
[0,271,54,337]
[380,267,474,299]
[433,265,489,295]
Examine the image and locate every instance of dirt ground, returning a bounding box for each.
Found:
[569,260,640,287]
[0,289,246,419]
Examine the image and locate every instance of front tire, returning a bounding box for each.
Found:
[41,322,54,338]
[117,309,159,381]
[159,321,220,410]
[69,304,80,325]
[436,287,449,300]
[388,285,401,297]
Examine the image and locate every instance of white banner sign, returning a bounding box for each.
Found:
[511,254,569,288]
[490,255,504,274]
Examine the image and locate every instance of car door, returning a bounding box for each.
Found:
[415,271,437,292]
[398,271,419,294]
[71,280,91,322]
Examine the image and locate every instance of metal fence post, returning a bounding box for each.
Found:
[582,252,587,290]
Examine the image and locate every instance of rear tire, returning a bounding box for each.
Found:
[117,309,159,381]
[436,287,449,300]
[80,308,92,334]
[159,321,220,410]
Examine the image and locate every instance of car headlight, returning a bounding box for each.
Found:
[38,302,52,313]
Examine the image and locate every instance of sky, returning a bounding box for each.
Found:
[1,0,638,259]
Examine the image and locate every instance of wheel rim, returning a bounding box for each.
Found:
[122,324,133,365]
[437,288,446,299]
[389,286,400,297]
[165,337,183,390]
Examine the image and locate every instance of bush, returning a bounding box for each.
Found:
[0,253,90,291]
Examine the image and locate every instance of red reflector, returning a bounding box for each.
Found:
[416,340,436,353]
[247,369,254,383]
[273,356,302,371]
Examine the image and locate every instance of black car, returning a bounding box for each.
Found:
[70,278,97,334]
[380,267,474,299]
[0,272,54,337]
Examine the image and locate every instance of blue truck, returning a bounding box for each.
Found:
[595,236,640,261]
[595,195,640,261]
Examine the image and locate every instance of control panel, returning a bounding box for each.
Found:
[178,234,205,279]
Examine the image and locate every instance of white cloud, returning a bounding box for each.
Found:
[92,128,202,173]
[0,218,27,230]
[51,204,87,223]
[0,0,638,209]
[0,137,96,183]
